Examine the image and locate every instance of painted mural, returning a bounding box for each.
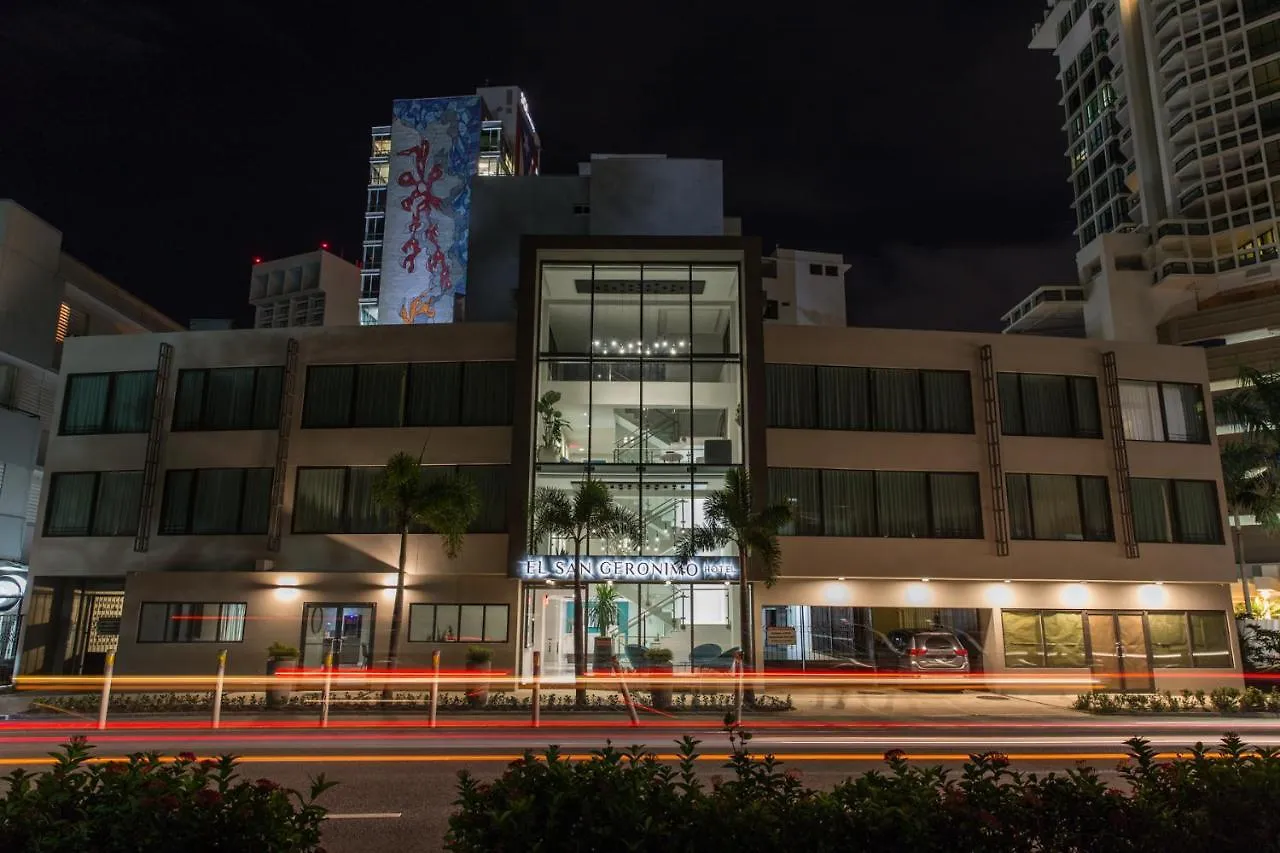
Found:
[378,96,483,325]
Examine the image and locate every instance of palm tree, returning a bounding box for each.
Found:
[529,479,641,705]
[676,468,791,675]
[372,452,479,692]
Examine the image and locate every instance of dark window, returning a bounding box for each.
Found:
[1006,473,1113,541]
[1249,19,1280,60]
[293,465,508,534]
[765,364,972,433]
[1131,478,1223,543]
[60,371,155,435]
[408,604,509,643]
[44,471,143,537]
[761,259,778,278]
[172,367,283,431]
[302,361,513,428]
[1118,380,1208,442]
[1245,0,1280,22]
[768,468,982,539]
[824,265,838,276]
[138,602,246,643]
[764,299,780,320]
[159,468,273,535]
[808,263,823,275]
[998,373,1101,438]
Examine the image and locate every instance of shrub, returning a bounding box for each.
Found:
[464,646,493,665]
[267,643,299,659]
[445,725,1280,852]
[644,647,674,664]
[0,738,333,852]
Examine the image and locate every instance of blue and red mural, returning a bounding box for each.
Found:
[379,96,483,325]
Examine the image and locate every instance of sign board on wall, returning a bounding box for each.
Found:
[765,626,797,646]
[378,96,483,326]
[515,556,740,584]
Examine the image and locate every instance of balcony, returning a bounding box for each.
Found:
[1000,286,1087,336]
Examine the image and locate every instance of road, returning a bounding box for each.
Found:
[3,717,1279,852]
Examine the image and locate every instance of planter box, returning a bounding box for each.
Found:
[265,657,297,708]
[466,660,492,707]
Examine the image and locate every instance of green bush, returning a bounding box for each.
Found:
[267,643,299,659]
[465,646,493,665]
[1071,689,1280,715]
[445,725,1280,852]
[0,737,333,852]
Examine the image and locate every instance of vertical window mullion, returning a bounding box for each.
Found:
[868,371,878,431]
[186,470,199,534]
[1015,376,1026,434]
[340,468,353,533]
[870,471,881,537]
[348,368,360,428]
[103,375,117,434]
[1155,381,1171,442]
[1024,475,1037,540]
[1168,479,1182,543]
[1066,376,1078,435]
[916,370,927,432]
[1075,476,1088,540]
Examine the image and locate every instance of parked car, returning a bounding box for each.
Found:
[877,629,970,674]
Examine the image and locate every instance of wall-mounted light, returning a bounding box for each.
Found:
[274,587,299,602]
[986,583,1014,607]
[1138,583,1167,608]
[905,582,931,606]
[1062,583,1088,608]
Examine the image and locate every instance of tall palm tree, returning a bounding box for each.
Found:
[676,468,791,674]
[372,452,479,691]
[529,479,641,705]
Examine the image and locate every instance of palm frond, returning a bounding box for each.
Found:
[675,523,731,562]
[529,487,574,551]
[418,472,481,559]
[371,451,426,529]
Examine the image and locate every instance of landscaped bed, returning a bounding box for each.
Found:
[1073,686,1280,714]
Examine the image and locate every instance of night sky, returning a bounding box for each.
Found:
[0,0,1077,331]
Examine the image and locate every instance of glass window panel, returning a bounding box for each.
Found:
[1189,611,1232,668]
[203,368,257,429]
[293,468,347,533]
[641,265,693,358]
[345,467,391,533]
[875,471,929,537]
[1029,474,1084,540]
[352,364,405,427]
[408,604,435,642]
[1079,476,1113,541]
[766,365,816,428]
[1119,381,1165,441]
[159,470,195,534]
[172,371,205,431]
[220,603,247,642]
[871,369,923,431]
[1173,480,1221,543]
[240,468,273,534]
[921,371,973,432]
[1020,374,1072,436]
[691,264,739,355]
[1042,611,1087,666]
[458,605,485,643]
[91,472,142,536]
[434,605,461,641]
[997,373,1024,435]
[251,367,284,430]
[406,362,461,426]
[302,365,355,428]
[1161,383,1208,442]
[483,605,509,642]
[191,468,244,534]
[1006,474,1033,540]
[137,603,168,642]
[929,473,982,538]
[693,364,737,465]
[1070,376,1102,437]
[1148,613,1192,667]
[105,372,155,433]
[1131,478,1171,542]
[461,362,513,425]
[768,468,822,535]
[590,360,642,463]
[1002,611,1045,667]
[590,264,643,354]
[62,374,110,435]
[816,366,868,430]
[466,465,508,533]
[820,470,875,536]
[540,263,593,354]
[46,473,96,535]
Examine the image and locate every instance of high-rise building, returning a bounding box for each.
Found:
[359,86,541,326]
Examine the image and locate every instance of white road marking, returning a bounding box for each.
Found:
[326,813,403,820]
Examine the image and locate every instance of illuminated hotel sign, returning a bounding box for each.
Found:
[515,556,740,584]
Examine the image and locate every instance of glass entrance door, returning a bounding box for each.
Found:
[302,604,375,669]
[1087,612,1153,692]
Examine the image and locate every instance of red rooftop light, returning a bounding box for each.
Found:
[252,256,262,264]
[320,242,330,250]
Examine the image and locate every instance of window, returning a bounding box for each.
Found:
[998,373,1101,438]
[138,602,246,643]
[1188,611,1232,667]
[1145,611,1232,668]
[1131,478,1223,544]
[301,362,514,428]
[1118,380,1207,442]
[44,471,142,536]
[60,371,155,435]
[160,468,273,535]
[765,365,972,433]
[1245,0,1280,23]
[763,300,780,320]
[1249,18,1280,60]
[293,465,508,534]
[1002,611,1087,667]
[768,468,982,539]
[408,604,508,642]
[1006,473,1113,541]
[823,265,838,276]
[172,367,283,431]
[808,263,823,275]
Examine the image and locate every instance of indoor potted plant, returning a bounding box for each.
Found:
[536,390,570,463]
[644,647,674,710]
[265,642,299,709]
[589,585,621,668]
[465,645,493,707]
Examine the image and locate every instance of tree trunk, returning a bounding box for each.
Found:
[572,541,586,706]
[1233,513,1254,618]
[738,546,755,705]
[383,525,409,702]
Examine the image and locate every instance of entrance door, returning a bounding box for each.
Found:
[1087,612,1153,692]
[72,592,124,675]
[302,604,374,669]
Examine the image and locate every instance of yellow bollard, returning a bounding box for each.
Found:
[531,651,542,728]
[320,651,334,727]
[429,650,440,728]
[212,649,228,729]
[97,651,116,731]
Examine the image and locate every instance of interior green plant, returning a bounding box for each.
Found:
[643,647,674,664]
[536,390,570,455]
[589,585,621,638]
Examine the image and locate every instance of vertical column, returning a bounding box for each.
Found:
[978,346,1010,556]
[134,342,174,553]
[267,338,300,552]
[1101,352,1139,558]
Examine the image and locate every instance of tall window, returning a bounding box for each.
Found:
[1006,473,1112,541]
[1118,380,1208,442]
[1001,610,1087,667]
[293,465,508,534]
[137,602,246,643]
[765,364,972,433]
[301,362,513,428]
[998,373,1101,438]
[767,468,982,539]
[159,468,273,535]
[1131,478,1223,544]
[44,471,142,536]
[60,372,155,435]
[172,367,283,431]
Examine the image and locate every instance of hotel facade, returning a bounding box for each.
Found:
[19,236,1242,691]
